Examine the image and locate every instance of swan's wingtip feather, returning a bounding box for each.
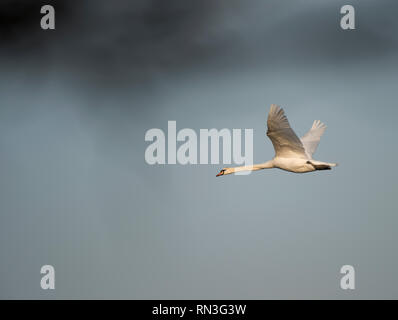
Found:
[269,104,281,113]
[311,120,327,130]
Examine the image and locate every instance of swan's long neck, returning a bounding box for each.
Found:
[232,160,274,173]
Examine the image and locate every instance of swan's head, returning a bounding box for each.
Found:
[216,168,234,177]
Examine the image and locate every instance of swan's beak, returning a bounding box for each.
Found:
[216,170,224,177]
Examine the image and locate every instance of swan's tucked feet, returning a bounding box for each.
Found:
[306,161,332,170]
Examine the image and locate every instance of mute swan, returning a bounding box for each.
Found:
[216,104,338,176]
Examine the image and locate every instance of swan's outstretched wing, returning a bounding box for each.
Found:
[266,104,307,159]
[300,120,327,159]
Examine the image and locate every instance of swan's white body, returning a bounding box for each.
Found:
[217,104,337,176]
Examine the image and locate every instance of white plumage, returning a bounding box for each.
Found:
[266,104,308,159]
[300,119,327,159]
[216,104,338,176]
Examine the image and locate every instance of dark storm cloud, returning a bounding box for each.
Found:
[1,0,397,86]
[266,1,398,63]
[0,0,243,86]
[0,1,71,55]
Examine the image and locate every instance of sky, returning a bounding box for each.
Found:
[0,0,398,299]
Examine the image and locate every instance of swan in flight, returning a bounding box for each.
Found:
[216,104,338,176]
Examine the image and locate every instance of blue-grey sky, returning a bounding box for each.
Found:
[0,0,398,299]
